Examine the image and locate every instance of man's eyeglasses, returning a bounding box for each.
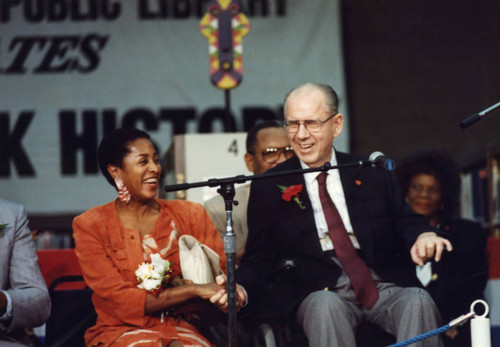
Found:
[261,146,295,164]
[283,113,336,134]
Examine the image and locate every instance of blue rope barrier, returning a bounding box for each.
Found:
[385,301,486,347]
[386,324,450,347]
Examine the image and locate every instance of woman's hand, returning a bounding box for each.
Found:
[195,282,225,300]
[146,281,221,315]
[146,276,247,315]
[208,274,247,313]
[410,232,453,266]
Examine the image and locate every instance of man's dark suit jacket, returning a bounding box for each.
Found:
[237,151,431,318]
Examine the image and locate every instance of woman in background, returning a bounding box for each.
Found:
[73,128,245,347]
[396,150,489,347]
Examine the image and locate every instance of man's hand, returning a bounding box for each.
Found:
[410,232,453,266]
[209,274,248,313]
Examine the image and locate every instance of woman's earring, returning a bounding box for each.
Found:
[115,177,130,203]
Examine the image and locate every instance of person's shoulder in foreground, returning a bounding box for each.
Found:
[0,198,51,345]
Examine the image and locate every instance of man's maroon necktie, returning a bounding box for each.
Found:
[317,172,379,309]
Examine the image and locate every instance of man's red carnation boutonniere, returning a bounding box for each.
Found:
[277,184,306,210]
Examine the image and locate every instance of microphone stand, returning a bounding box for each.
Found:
[218,181,238,347]
[460,100,500,128]
[164,159,372,346]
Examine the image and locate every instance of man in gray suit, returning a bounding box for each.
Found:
[0,198,51,346]
[204,120,292,264]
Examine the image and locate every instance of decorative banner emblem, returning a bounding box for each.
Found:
[200,0,250,90]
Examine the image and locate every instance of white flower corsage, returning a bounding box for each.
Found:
[135,253,177,296]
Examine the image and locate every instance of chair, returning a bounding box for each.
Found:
[37,249,86,291]
[248,258,395,347]
[45,275,96,347]
[37,249,96,347]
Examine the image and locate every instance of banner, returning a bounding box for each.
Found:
[0,0,348,214]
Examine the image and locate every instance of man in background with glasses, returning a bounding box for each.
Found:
[236,83,451,346]
[204,120,292,265]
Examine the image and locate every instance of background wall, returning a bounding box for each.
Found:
[342,0,500,166]
[1,0,500,217]
[0,0,348,215]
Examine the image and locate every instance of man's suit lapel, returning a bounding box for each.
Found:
[336,151,373,260]
[279,156,324,256]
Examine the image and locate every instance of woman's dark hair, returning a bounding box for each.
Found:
[98,128,151,188]
[396,150,461,218]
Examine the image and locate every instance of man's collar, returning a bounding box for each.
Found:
[301,147,337,184]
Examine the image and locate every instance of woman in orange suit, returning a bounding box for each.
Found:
[73,128,246,347]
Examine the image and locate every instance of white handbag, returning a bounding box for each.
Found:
[178,235,223,284]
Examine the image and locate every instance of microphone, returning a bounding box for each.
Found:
[460,101,500,128]
[368,151,396,171]
[459,113,482,129]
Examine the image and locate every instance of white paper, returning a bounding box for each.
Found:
[416,263,432,287]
